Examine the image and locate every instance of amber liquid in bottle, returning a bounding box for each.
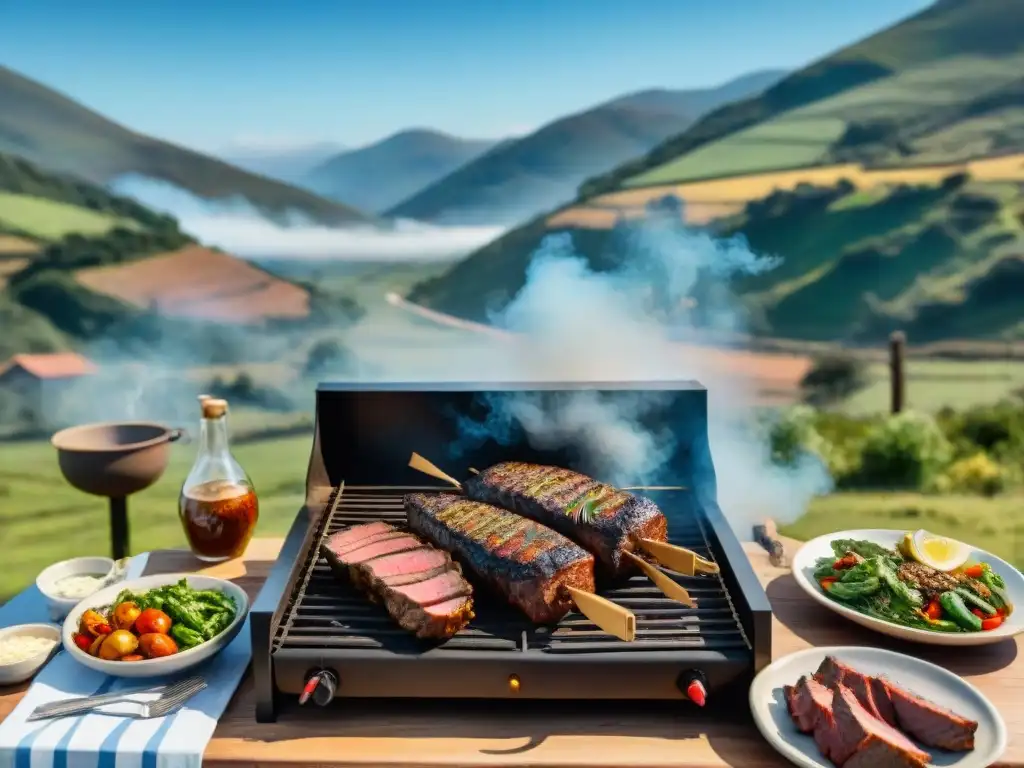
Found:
[178,397,259,562]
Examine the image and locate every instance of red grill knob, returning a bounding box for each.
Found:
[299,670,339,706]
[686,679,706,707]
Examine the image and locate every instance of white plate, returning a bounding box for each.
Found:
[62,573,248,678]
[750,646,1007,768]
[792,529,1024,645]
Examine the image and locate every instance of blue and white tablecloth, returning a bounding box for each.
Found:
[0,553,252,768]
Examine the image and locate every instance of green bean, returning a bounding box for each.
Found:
[939,591,982,631]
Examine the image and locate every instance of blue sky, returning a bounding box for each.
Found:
[2,0,931,153]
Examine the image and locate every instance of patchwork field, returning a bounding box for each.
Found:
[0,192,128,240]
[0,235,39,255]
[74,245,311,323]
[548,153,1024,231]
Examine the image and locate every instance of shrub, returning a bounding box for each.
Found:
[940,452,1006,497]
[856,411,952,490]
[800,353,870,406]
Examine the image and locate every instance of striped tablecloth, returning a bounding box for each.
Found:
[0,554,252,768]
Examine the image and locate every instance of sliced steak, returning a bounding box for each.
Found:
[357,547,455,587]
[786,675,833,733]
[405,492,595,623]
[881,677,978,751]
[325,521,394,553]
[816,656,896,727]
[821,684,930,767]
[322,522,475,640]
[463,462,668,578]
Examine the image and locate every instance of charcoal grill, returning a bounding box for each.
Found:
[250,381,772,722]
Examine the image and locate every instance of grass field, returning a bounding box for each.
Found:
[3,430,1023,601]
[0,192,127,240]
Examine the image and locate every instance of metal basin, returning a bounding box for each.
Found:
[51,422,184,498]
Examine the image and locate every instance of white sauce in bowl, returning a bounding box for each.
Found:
[0,636,57,665]
[52,574,106,600]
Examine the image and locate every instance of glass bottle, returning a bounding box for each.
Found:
[178,397,259,562]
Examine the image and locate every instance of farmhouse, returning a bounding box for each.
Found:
[0,353,97,420]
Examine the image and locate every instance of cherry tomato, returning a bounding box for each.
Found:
[113,602,142,631]
[120,654,145,662]
[963,564,985,579]
[134,608,172,636]
[73,633,92,652]
[925,600,943,621]
[138,633,178,658]
[982,615,1005,631]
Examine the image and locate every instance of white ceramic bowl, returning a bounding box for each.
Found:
[0,623,62,685]
[792,528,1024,646]
[37,557,117,621]
[62,573,248,678]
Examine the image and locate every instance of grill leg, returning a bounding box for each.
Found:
[109,496,129,560]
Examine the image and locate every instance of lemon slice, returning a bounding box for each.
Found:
[906,529,971,572]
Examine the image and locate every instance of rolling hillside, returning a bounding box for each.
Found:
[407,0,1024,344]
[0,67,373,226]
[0,152,331,359]
[305,130,499,212]
[386,70,786,225]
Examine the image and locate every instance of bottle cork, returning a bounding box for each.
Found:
[202,398,228,419]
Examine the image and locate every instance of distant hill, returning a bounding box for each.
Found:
[406,0,1024,343]
[0,67,373,226]
[222,141,345,184]
[304,129,499,212]
[386,70,786,225]
[0,152,346,360]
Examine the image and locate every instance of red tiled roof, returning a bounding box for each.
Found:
[0,353,97,380]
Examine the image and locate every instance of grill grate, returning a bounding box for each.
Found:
[273,486,750,656]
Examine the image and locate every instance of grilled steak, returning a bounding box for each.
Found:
[880,677,978,751]
[896,561,991,601]
[323,522,474,639]
[818,684,930,767]
[463,462,667,577]
[815,656,897,727]
[785,675,833,733]
[405,492,595,623]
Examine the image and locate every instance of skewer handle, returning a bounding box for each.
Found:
[566,587,636,642]
[623,551,694,607]
[408,453,462,489]
[636,538,720,577]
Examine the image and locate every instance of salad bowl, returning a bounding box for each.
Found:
[792,529,1024,646]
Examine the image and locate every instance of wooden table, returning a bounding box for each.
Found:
[3,538,1021,767]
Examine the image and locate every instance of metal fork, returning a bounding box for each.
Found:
[27,676,207,721]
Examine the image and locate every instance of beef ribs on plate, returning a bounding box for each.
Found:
[880,676,978,752]
[323,522,475,639]
[819,683,931,767]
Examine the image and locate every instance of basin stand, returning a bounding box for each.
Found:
[109,496,130,561]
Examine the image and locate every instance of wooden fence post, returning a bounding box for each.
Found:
[889,331,905,414]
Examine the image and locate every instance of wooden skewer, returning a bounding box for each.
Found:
[565,587,636,642]
[468,467,480,475]
[635,538,720,577]
[622,551,694,607]
[408,452,462,489]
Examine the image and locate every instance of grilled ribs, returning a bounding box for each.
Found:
[405,492,595,624]
[463,462,667,577]
[323,522,474,639]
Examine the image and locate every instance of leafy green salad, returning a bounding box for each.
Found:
[813,538,1013,633]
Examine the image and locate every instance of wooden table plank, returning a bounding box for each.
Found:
[2,537,1020,767]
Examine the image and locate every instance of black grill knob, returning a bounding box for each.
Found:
[299,669,339,706]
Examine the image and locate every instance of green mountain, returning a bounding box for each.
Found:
[386,70,786,225]
[407,0,1024,344]
[0,66,373,226]
[305,129,499,213]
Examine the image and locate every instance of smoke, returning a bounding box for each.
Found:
[110,175,505,260]
[426,215,831,537]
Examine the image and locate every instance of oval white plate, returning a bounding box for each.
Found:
[792,529,1024,645]
[750,646,1007,768]
[62,573,248,678]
